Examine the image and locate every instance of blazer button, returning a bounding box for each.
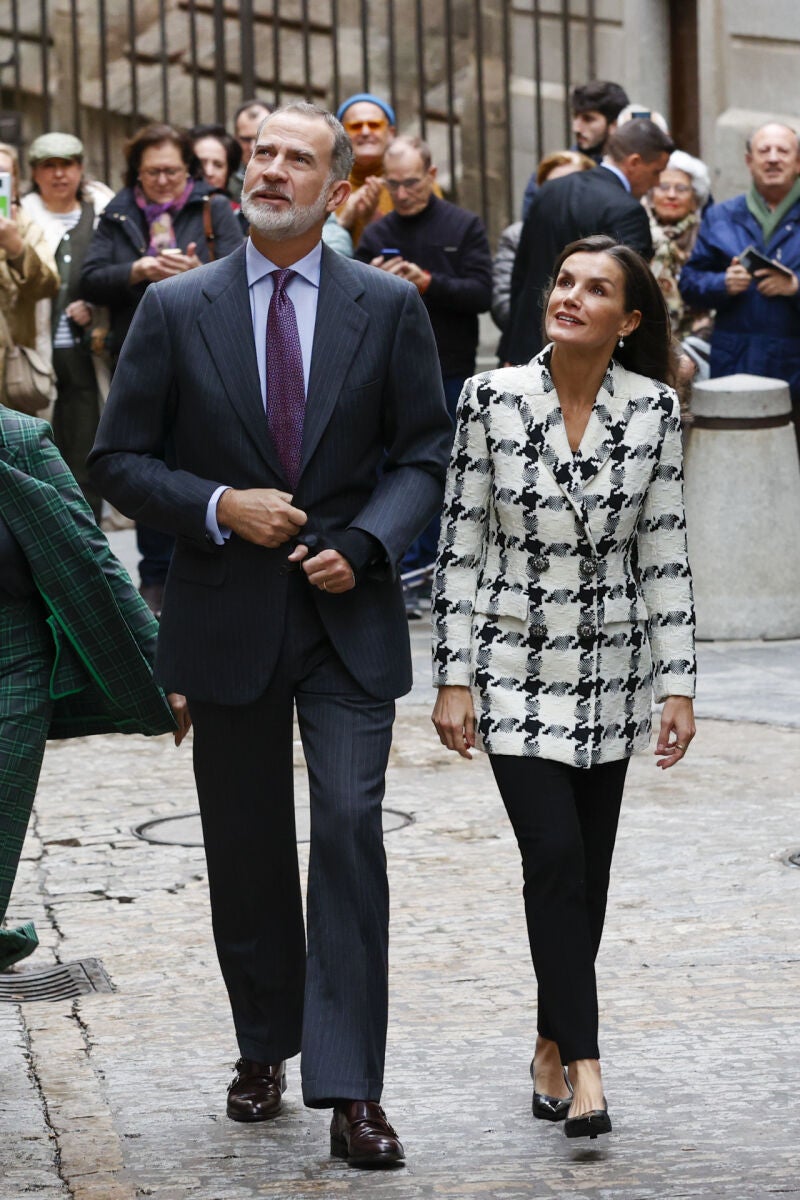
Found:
[529,622,547,640]
[531,554,549,572]
[579,557,595,579]
[577,621,596,641]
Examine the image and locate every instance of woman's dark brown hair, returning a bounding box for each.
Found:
[122,123,198,189]
[543,234,675,387]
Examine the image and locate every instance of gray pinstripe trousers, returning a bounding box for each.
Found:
[190,573,394,1107]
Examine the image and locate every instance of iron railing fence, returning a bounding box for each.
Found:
[0,0,600,238]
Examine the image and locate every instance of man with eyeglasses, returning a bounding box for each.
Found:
[680,122,800,451]
[355,135,492,613]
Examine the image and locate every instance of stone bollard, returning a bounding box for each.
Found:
[684,373,800,639]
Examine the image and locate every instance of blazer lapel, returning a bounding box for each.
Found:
[196,245,285,480]
[299,245,369,479]
[518,353,636,551]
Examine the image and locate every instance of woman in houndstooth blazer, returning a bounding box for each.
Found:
[432,235,696,1141]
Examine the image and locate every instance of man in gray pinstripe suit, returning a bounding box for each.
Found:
[89,102,450,1168]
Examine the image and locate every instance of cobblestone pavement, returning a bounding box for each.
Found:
[2,565,800,1198]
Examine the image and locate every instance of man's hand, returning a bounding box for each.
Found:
[216,488,307,547]
[167,693,192,746]
[65,299,93,327]
[288,544,355,593]
[369,254,430,292]
[725,256,752,295]
[337,176,383,229]
[754,267,800,297]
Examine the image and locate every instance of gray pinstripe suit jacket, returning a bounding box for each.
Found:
[89,242,451,703]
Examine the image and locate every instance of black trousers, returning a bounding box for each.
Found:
[188,574,394,1108]
[489,754,629,1064]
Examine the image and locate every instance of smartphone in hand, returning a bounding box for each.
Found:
[0,172,12,220]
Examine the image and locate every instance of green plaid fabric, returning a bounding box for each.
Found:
[0,597,52,969]
[0,410,175,738]
[1,410,175,969]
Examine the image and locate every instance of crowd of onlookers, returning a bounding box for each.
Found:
[1,82,799,617]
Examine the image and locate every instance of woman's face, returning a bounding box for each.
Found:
[545,251,640,353]
[651,168,696,223]
[194,136,229,191]
[137,141,189,204]
[31,158,83,209]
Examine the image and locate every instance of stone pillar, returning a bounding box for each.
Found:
[684,374,800,639]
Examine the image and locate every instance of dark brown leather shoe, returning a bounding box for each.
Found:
[330,1100,405,1168]
[226,1058,286,1122]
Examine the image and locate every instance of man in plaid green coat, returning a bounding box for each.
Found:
[0,408,178,970]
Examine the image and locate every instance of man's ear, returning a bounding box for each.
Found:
[327,178,351,212]
[429,165,438,182]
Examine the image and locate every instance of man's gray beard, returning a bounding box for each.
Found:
[241,184,331,239]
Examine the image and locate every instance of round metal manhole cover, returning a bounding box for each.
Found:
[135,807,413,847]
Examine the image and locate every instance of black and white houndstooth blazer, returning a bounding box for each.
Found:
[432,347,696,767]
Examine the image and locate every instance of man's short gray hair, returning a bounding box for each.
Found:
[384,135,432,172]
[745,122,799,155]
[256,102,354,181]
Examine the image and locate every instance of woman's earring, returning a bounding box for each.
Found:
[618,336,625,348]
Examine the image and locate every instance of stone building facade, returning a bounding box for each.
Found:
[0,1,798,241]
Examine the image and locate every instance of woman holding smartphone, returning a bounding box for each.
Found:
[80,123,243,615]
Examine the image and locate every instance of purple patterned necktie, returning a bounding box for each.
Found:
[266,268,306,489]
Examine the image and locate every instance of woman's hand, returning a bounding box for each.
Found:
[432,685,476,760]
[654,695,695,769]
[0,212,24,260]
[167,692,192,747]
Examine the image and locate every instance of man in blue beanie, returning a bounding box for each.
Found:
[334,93,397,246]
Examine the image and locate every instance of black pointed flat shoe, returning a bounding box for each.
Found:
[530,1058,572,1122]
[564,1100,612,1140]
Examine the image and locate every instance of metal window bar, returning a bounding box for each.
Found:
[187,0,200,126]
[587,0,596,79]
[414,0,426,140]
[98,0,110,184]
[10,0,21,112]
[387,0,397,120]
[301,0,312,100]
[443,0,456,200]
[561,0,572,146]
[128,0,140,130]
[272,0,281,106]
[39,0,50,129]
[532,0,544,165]
[70,0,81,139]
[159,0,170,123]
[502,0,513,220]
[240,0,255,102]
[330,0,341,108]
[213,0,226,125]
[472,0,488,223]
[360,0,370,95]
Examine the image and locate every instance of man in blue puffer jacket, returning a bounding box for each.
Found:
[680,122,800,447]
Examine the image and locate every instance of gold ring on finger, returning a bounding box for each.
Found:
[675,742,687,750]
[322,580,328,591]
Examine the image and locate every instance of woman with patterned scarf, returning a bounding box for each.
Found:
[80,123,243,616]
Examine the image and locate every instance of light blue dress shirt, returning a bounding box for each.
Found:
[599,160,632,193]
[205,237,323,542]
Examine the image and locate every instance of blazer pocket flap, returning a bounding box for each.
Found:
[172,545,227,586]
[474,583,529,621]
[604,594,646,624]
